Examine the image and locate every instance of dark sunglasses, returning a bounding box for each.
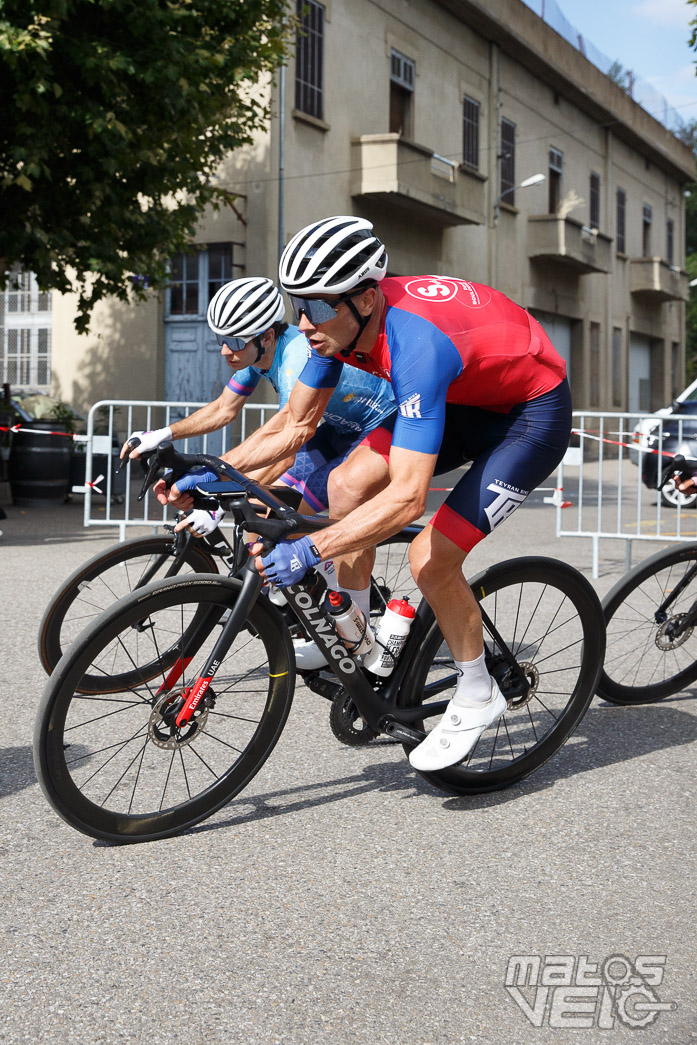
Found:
[215,334,247,351]
[289,290,362,325]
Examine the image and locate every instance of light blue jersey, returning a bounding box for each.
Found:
[226,325,395,435]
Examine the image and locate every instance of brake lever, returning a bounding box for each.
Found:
[657,453,696,491]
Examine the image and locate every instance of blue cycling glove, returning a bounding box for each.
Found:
[174,467,219,493]
[261,536,321,589]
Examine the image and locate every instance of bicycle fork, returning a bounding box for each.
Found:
[154,564,266,730]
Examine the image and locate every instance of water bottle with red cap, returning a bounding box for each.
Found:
[322,590,377,657]
[363,597,416,677]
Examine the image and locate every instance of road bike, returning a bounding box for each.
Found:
[34,445,605,843]
[38,493,420,690]
[598,453,697,705]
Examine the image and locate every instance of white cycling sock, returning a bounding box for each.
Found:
[341,585,371,620]
[453,650,493,706]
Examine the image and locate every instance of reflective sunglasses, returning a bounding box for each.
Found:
[289,290,362,325]
[215,334,247,351]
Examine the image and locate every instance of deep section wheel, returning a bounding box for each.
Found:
[34,575,294,843]
[399,557,604,794]
[39,535,218,690]
[598,542,697,704]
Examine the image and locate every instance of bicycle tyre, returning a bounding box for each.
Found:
[39,535,218,682]
[399,557,604,794]
[34,574,295,843]
[598,542,697,704]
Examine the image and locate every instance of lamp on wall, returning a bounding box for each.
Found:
[494,172,546,226]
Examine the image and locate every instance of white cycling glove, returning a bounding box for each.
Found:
[182,506,225,536]
[125,426,173,454]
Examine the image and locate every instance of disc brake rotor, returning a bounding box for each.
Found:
[655,614,693,651]
[148,691,210,749]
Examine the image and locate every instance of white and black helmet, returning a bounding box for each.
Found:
[206,277,285,340]
[279,216,388,296]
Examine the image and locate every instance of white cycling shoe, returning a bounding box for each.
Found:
[409,682,508,772]
[293,638,328,671]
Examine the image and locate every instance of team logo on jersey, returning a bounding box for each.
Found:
[484,483,527,529]
[399,393,422,419]
[343,393,355,402]
[405,277,460,302]
[404,277,491,308]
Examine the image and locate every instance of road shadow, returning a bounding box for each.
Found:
[88,695,697,843]
[0,746,37,798]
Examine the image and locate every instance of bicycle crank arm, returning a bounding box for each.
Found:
[381,720,426,744]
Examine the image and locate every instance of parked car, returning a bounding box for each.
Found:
[639,393,697,508]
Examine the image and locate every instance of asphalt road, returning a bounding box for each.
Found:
[1,478,695,1045]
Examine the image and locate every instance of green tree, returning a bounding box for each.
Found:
[0,0,289,331]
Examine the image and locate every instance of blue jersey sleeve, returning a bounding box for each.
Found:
[226,367,261,397]
[387,310,463,455]
[297,349,343,391]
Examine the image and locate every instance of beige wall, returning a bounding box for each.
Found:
[51,0,694,414]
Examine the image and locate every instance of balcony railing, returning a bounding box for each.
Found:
[350,134,486,226]
[630,258,689,302]
[527,215,612,273]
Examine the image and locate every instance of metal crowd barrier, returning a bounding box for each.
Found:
[80,399,277,540]
[555,410,697,578]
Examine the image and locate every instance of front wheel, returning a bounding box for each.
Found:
[34,575,295,843]
[399,558,604,794]
[598,543,697,704]
[38,534,219,682]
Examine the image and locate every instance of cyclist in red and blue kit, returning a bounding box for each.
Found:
[220,216,572,772]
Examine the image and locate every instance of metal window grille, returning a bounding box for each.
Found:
[549,147,563,213]
[666,218,675,265]
[590,171,600,229]
[590,321,601,407]
[169,252,199,315]
[612,326,622,407]
[390,50,415,91]
[462,96,480,170]
[295,0,325,120]
[207,244,234,301]
[616,188,626,253]
[500,119,516,203]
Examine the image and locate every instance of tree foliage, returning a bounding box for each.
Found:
[0,0,289,330]
[673,117,697,380]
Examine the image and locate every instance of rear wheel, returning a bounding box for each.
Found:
[34,575,295,843]
[39,535,218,687]
[370,526,420,617]
[400,558,604,794]
[598,542,697,704]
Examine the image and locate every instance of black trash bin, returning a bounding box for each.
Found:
[8,421,72,505]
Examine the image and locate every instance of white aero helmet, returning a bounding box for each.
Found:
[279,216,388,296]
[207,277,285,340]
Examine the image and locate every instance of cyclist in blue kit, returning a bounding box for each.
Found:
[121,275,398,669]
[210,217,572,772]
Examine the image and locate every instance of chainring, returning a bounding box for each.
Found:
[329,690,378,746]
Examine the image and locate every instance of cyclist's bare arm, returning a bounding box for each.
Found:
[221,380,334,477]
[120,387,247,459]
[260,445,437,561]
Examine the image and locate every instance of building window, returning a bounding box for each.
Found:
[295,0,324,120]
[207,244,233,301]
[612,326,623,408]
[590,322,601,407]
[1,268,52,389]
[462,96,480,171]
[548,147,563,214]
[390,49,415,138]
[642,203,652,257]
[666,219,675,265]
[590,171,600,229]
[672,341,680,400]
[616,188,626,253]
[169,252,199,315]
[500,118,516,205]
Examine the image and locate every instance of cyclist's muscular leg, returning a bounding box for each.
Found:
[408,524,483,661]
[327,445,391,589]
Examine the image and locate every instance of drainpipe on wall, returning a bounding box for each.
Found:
[278,62,286,268]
